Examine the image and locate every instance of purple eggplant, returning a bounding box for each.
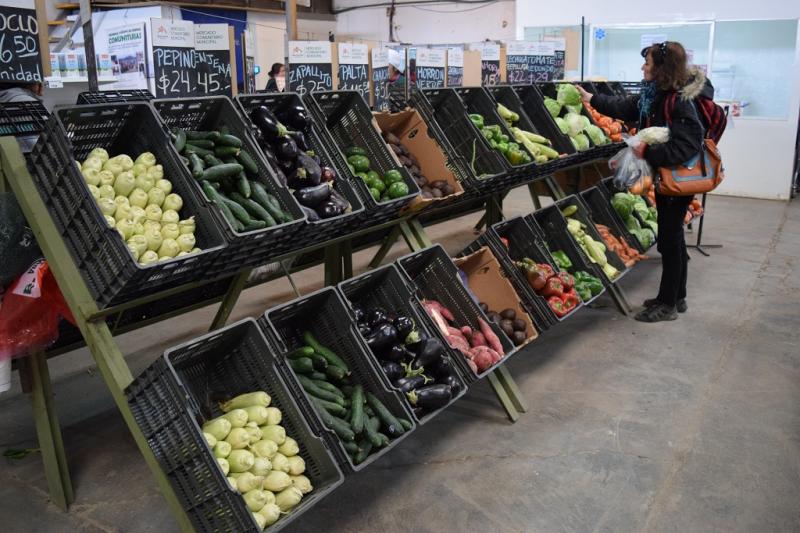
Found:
[320,166,337,183]
[365,323,398,352]
[382,361,404,382]
[411,337,444,371]
[394,375,426,393]
[276,136,299,161]
[287,130,309,152]
[407,384,452,410]
[440,373,462,394]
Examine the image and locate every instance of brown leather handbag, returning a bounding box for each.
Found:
[656,138,724,196]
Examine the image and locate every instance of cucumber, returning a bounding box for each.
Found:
[287,346,314,359]
[398,418,412,431]
[179,155,189,167]
[250,181,290,224]
[203,154,224,167]
[289,357,314,374]
[236,150,259,175]
[309,352,328,371]
[341,385,355,397]
[173,129,186,152]
[201,180,243,231]
[187,139,215,149]
[342,440,359,454]
[186,130,219,141]
[201,163,243,182]
[297,375,345,405]
[310,396,347,417]
[210,181,221,190]
[184,144,213,157]
[236,172,251,198]
[216,134,243,148]
[264,193,293,223]
[363,415,383,448]
[349,385,365,435]
[353,439,372,464]
[308,371,328,381]
[217,194,253,224]
[366,392,405,437]
[228,192,276,226]
[302,331,349,373]
[310,380,344,398]
[215,145,241,158]
[325,365,347,382]
[311,398,355,441]
[188,153,205,179]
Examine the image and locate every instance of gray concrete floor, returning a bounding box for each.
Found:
[1,192,799,533]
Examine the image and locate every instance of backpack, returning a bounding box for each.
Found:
[664,92,727,144]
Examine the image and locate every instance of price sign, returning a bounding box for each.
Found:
[415,48,445,89]
[371,47,389,111]
[0,2,42,83]
[505,41,537,84]
[446,46,463,87]
[337,42,369,99]
[478,43,501,86]
[193,24,231,96]
[151,18,195,98]
[288,41,333,96]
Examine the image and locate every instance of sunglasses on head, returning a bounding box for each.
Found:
[641,41,669,64]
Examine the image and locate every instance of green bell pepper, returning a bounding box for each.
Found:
[496,141,509,155]
[551,250,573,270]
[469,114,485,128]
[498,134,509,143]
[482,128,494,141]
[506,148,526,165]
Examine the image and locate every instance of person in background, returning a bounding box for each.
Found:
[576,41,709,323]
[0,82,43,103]
[387,49,406,112]
[265,63,285,92]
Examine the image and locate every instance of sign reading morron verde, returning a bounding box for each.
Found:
[288,41,333,96]
[337,42,368,99]
[0,0,42,82]
[415,48,445,89]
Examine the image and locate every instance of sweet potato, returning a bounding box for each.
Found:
[470,331,487,348]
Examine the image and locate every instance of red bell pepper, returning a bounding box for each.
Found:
[548,296,569,318]
[557,271,575,291]
[541,277,564,298]
[500,237,509,248]
[561,290,580,312]
[538,263,555,280]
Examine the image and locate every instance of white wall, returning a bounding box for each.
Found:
[517,0,800,200]
[334,0,515,44]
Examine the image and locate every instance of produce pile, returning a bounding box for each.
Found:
[562,205,621,279]
[422,299,505,374]
[201,391,312,530]
[286,331,412,465]
[79,148,201,265]
[611,193,657,249]
[481,304,530,347]
[514,260,581,317]
[469,112,531,165]
[496,103,561,163]
[545,84,611,151]
[344,146,410,203]
[583,102,624,143]
[548,249,605,303]
[354,305,462,418]
[171,128,295,232]
[595,224,646,267]
[250,106,352,221]
[381,130,455,200]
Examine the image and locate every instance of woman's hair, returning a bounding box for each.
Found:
[641,41,689,91]
[269,63,284,78]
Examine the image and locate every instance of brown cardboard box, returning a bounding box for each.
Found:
[373,108,464,212]
[453,246,538,347]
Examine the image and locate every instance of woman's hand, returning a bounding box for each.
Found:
[575,85,592,103]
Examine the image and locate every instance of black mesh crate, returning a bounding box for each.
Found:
[554,195,630,281]
[304,91,420,223]
[0,100,50,153]
[581,186,647,254]
[411,88,509,195]
[261,287,417,473]
[529,207,608,304]
[396,244,515,382]
[337,264,468,425]
[76,90,154,105]
[152,96,306,273]
[599,176,657,250]
[125,319,344,533]
[235,92,366,247]
[28,103,227,309]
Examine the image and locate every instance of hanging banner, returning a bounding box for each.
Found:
[472,43,500,86]
[0,0,42,82]
[415,47,445,89]
[193,23,232,96]
[371,47,389,112]
[446,46,463,87]
[151,18,195,97]
[288,40,333,96]
[337,42,369,100]
[505,40,537,84]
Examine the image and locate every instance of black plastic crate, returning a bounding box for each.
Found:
[0,100,50,153]
[600,177,657,250]
[152,96,306,272]
[262,287,417,473]
[304,91,419,223]
[396,244,515,382]
[338,265,468,425]
[125,319,344,533]
[28,103,227,309]
[528,209,607,305]
[235,92,366,247]
[411,88,509,195]
[581,186,647,254]
[76,90,154,105]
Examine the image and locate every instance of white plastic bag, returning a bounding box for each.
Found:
[609,127,669,191]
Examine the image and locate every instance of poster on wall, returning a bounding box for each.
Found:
[243,30,256,93]
[288,41,333,96]
[473,43,500,86]
[193,23,232,96]
[415,47,445,89]
[505,41,536,84]
[0,0,42,83]
[150,18,195,97]
[446,46,463,87]
[371,47,389,111]
[337,42,369,100]
[640,33,668,50]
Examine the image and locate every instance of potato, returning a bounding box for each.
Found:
[442,183,455,196]
[512,318,527,332]
[431,188,443,198]
[421,190,434,199]
[385,132,401,145]
[500,308,517,320]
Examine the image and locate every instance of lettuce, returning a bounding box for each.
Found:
[564,113,585,137]
[554,117,568,135]
[556,83,582,106]
[573,133,590,151]
[565,103,583,115]
[612,192,635,219]
[544,97,562,118]
[585,124,609,146]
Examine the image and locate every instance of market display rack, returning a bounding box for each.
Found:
[581,185,647,254]
[125,318,344,533]
[76,90,154,105]
[152,96,307,272]
[599,176,657,251]
[234,92,366,246]
[0,100,50,153]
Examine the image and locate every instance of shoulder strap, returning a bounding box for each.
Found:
[663,92,678,127]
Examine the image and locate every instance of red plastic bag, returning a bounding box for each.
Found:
[0,259,75,361]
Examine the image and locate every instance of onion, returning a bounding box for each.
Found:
[157,238,180,259]
[98,170,116,186]
[88,184,101,200]
[98,197,117,216]
[147,187,165,208]
[143,220,162,233]
[144,204,162,222]
[82,157,103,171]
[161,223,180,240]
[98,184,115,200]
[131,163,148,177]
[271,452,290,473]
[161,209,180,224]
[155,179,173,195]
[115,218,135,240]
[250,439,278,460]
[243,489,268,513]
[278,437,299,458]
[217,457,230,476]
[126,243,141,261]
[291,474,313,494]
[203,432,217,448]
[275,486,303,512]
[245,422,262,444]
[114,205,133,223]
[224,427,251,450]
[252,511,267,529]
[138,250,159,265]
[128,188,149,209]
[114,171,136,197]
[144,227,163,252]
[134,174,154,192]
[163,193,183,212]
[261,425,286,445]
[258,503,281,527]
[214,441,232,459]
[262,470,291,492]
[130,206,146,224]
[178,217,195,235]
[82,168,101,186]
[114,195,130,208]
[228,450,255,474]
[243,406,269,426]
[88,147,109,162]
[135,152,156,168]
[287,455,305,476]
[102,159,124,176]
[222,409,249,428]
[226,476,237,490]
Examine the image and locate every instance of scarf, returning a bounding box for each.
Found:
[638,81,658,125]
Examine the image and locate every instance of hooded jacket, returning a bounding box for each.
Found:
[590,66,711,169]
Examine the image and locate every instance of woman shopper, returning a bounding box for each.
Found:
[264,63,285,92]
[576,41,712,322]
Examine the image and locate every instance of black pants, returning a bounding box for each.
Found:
[655,193,692,307]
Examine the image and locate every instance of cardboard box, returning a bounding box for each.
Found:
[453,246,538,347]
[373,108,464,212]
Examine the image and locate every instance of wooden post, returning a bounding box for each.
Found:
[34,0,50,77]
[228,26,237,96]
[285,0,297,40]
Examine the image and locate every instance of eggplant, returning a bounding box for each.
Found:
[329,187,350,212]
[299,204,320,222]
[287,110,309,132]
[382,361,404,382]
[286,167,312,190]
[367,308,389,328]
[431,355,455,378]
[407,384,452,410]
[393,375,426,394]
[277,157,295,176]
[440,373,462,394]
[412,337,444,370]
[317,200,343,219]
[380,343,407,362]
[358,323,372,337]
[294,183,331,208]
[272,165,287,187]
[393,315,414,339]
[276,136,299,161]
[296,153,322,185]
[405,328,429,352]
[287,131,309,152]
[251,106,285,141]
[365,322,397,352]
[353,307,366,323]
[320,166,337,183]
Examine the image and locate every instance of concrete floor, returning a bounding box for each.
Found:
[1,192,799,533]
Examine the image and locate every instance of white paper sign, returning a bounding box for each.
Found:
[194,24,228,51]
[478,43,500,61]
[289,41,332,64]
[447,46,463,67]
[532,42,555,56]
[506,41,537,56]
[371,47,389,68]
[545,37,566,51]
[150,18,194,48]
[338,42,368,65]
[641,34,668,50]
[416,48,446,68]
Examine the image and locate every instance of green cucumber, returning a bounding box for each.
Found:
[363,415,383,447]
[188,153,205,179]
[187,139,214,149]
[366,392,404,437]
[217,195,255,225]
[201,180,243,231]
[265,193,293,223]
[184,144,213,157]
[173,129,186,152]
[310,380,344,398]
[216,133,243,148]
[236,172,251,198]
[309,353,328,371]
[228,192,276,226]
[349,385,365,435]
[203,154,224,167]
[287,346,315,359]
[250,181,290,223]
[325,365,347,382]
[236,150,259,175]
[214,145,241,158]
[289,357,314,374]
[342,440,359,454]
[302,331,349,373]
[398,418,412,431]
[310,396,347,417]
[353,439,372,464]
[200,163,243,182]
[311,398,355,441]
[297,375,345,405]
[308,371,328,381]
[186,130,219,141]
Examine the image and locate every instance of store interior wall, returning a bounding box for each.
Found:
[516,0,800,200]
